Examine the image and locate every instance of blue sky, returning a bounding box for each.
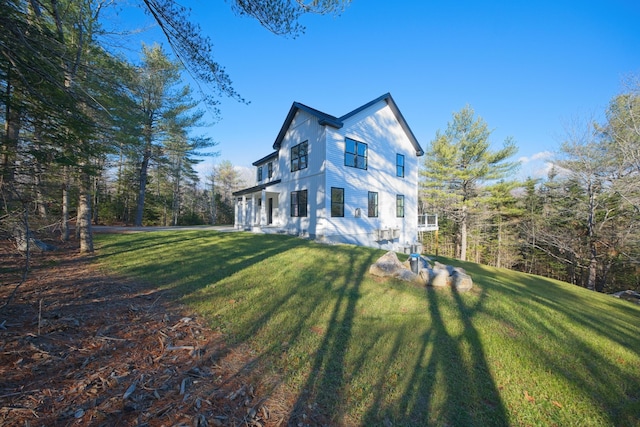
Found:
[110,0,640,181]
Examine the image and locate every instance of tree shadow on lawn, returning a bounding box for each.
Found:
[472,269,640,426]
[176,241,511,426]
[360,285,510,426]
[286,248,377,426]
[95,231,310,296]
[273,250,509,426]
[437,258,640,425]
[177,243,382,421]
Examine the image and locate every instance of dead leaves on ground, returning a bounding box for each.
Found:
[0,243,288,426]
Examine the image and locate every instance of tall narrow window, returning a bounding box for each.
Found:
[291,141,308,172]
[331,187,344,217]
[368,191,378,217]
[396,154,405,177]
[396,195,405,218]
[290,190,308,217]
[345,138,367,169]
[268,161,273,178]
[257,166,263,182]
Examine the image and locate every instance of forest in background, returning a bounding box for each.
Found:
[1,0,348,252]
[420,84,640,293]
[1,0,638,294]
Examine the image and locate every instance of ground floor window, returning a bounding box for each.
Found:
[396,195,404,217]
[331,187,344,217]
[291,190,308,217]
[368,191,378,217]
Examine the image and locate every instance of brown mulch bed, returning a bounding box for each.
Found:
[0,239,294,427]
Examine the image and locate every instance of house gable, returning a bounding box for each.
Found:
[272,103,341,151]
[272,93,423,156]
[339,93,424,157]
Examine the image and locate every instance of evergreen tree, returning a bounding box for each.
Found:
[421,105,519,261]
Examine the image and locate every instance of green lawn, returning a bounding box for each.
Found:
[95,231,640,426]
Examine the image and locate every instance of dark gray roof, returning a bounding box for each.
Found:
[252,151,278,166]
[272,93,424,156]
[232,179,282,197]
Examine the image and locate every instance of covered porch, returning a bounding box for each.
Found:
[232,180,281,231]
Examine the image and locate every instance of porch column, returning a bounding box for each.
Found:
[250,194,256,227]
[234,198,239,229]
[242,195,247,229]
[260,189,267,226]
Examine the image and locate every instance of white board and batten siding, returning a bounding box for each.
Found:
[277,109,327,237]
[321,100,420,249]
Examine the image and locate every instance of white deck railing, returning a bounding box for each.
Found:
[417,214,438,231]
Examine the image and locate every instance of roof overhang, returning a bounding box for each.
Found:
[272,102,342,150]
[232,179,282,197]
[252,151,278,166]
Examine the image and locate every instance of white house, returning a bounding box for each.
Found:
[232,93,428,252]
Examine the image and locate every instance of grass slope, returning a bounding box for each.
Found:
[95,231,640,426]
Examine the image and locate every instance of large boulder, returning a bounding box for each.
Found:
[426,263,473,292]
[369,251,422,283]
[396,268,418,282]
[451,268,473,292]
[369,251,406,278]
[429,267,451,288]
[11,223,57,252]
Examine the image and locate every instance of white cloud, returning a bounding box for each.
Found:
[518,150,553,164]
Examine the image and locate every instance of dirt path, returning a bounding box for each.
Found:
[0,240,292,426]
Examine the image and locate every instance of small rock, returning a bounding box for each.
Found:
[395,268,417,282]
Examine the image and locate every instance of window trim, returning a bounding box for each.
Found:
[290,190,308,217]
[368,191,378,217]
[396,153,405,178]
[331,187,345,217]
[396,194,405,218]
[257,166,263,182]
[344,137,368,170]
[291,141,308,172]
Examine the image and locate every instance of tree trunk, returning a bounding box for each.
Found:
[496,216,502,268]
[172,158,182,226]
[77,169,93,253]
[92,184,99,224]
[34,161,47,218]
[2,72,20,186]
[587,184,597,291]
[210,175,216,225]
[61,166,70,241]
[460,204,468,261]
[135,150,150,226]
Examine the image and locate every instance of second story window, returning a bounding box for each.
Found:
[396,154,405,177]
[345,137,367,170]
[268,161,273,178]
[257,166,263,182]
[291,141,308,172]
